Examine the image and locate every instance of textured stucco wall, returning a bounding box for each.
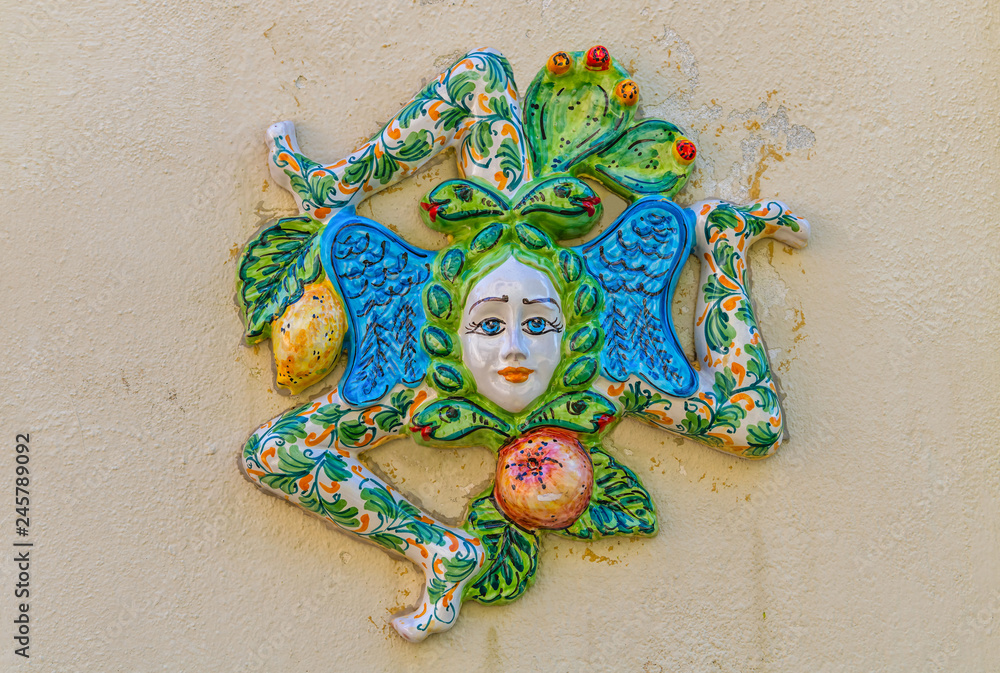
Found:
[2,0,998,670]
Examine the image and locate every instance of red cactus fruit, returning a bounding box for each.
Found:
[673,137,697,164]
[494,428,593,530]
[585,45,610,71]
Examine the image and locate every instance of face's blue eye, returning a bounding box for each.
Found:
[523,317,549,335]
[479,318,504,336]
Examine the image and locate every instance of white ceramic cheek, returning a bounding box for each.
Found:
[460,258,564,413]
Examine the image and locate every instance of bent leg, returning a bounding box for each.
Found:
[609,200,810,458]
[264,48,530,222]
[240,386,484,641]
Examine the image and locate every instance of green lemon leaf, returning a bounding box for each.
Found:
[237,215,325,342]
[555,444,657,540]
[463,491,540,606]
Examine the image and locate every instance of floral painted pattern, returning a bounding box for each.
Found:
[236,45,810,641]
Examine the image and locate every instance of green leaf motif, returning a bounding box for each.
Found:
[562,356,598,387]
[342,154,374,186]
[372,151,400,184]
[745,342,769,381]
[703,304,736,354]
[712,403,747,434]
[445,71,478,104]
[242,433,261,461]
[373,408,403,433]
[734,300,754,326]
[714,240,740,281]
[237,216,325,342]
[437,106,468,133]
[559,249,583,282]
[480,55,512,94]
[681,410,711,437]
[426,577,451,604]
[299,490,360,528]
[439,248,464,281]
[427,554,480,604]
[425,284,453,319]
[259,403,311,449]
[463,492,540,605]
[496,137,524,191]
[619,380,667,416]
[703,275,734,303]
[311,403,349,428]
[397,130,434,163]
[361,484,447,552]
[421,326,453,357]
[706,206,742,239]
[469,121,495,163]
[574,283,599,316]
[746,421,781,456]
[321,453,352,482]
[778,213,801,233]
[258,443,317,495]
[569,326,599,352]
[431,363,464,392]
[556,445,657,540]
[470,222,504,252]
[288,170,336,208]
[712,369,737,402]
[746,215,767,238]
[398,99,430,130]
[337,420,369,447]
[514,223,548,250]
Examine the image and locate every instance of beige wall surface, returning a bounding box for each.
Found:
[2,0,998,670]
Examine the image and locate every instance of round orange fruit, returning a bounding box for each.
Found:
[494,428,593,530]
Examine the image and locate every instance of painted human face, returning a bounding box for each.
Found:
[460,257,564,413]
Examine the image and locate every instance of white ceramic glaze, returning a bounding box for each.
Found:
[460,257,564,413]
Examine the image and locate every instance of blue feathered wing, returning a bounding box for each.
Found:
[320,210,432,407]
[575,197,698,397]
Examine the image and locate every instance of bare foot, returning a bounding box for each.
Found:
[264,121,300,192]
[770,215,810,249]
[392,531,484,643]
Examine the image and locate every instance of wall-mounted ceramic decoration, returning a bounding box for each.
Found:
[237,46,810,642]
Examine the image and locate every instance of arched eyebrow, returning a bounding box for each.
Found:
[523,297,560,308]
[470,295,509,310]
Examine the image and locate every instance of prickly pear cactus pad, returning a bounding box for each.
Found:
[236,46,811,642]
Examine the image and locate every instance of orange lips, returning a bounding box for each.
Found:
[498,367,534,383]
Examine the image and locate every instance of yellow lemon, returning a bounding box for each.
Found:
[271,279,348,394]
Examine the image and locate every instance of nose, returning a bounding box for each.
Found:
[500,326,528,362]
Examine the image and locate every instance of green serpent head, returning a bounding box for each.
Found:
[410,398,512,444]
[419,179,510,232]
[512,175,603,239]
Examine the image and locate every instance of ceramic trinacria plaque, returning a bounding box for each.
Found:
[236,46,810,642]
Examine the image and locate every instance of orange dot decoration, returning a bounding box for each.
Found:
[673,137,697,164]
[547,51,572,75]
[585,45,610,71]
[494,428,594,530]
[614,79,639,106]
